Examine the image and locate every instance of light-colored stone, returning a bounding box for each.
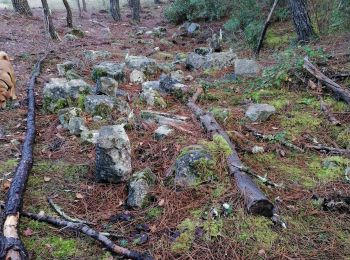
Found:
[246,104,276,122]
[235,59,260,76]
[171,70,185,83]
[92,62,125,82]
[83,50,112,61]
[96,77,118,96]
[125,55,157,75]
[84,95,115,118]
[154,125,173,140]
[141,110,188,125]
[130,70,145,84]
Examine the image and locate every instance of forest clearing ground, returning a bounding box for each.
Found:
[0,4,350,259]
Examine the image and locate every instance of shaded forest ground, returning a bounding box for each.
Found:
[0,3,350,259]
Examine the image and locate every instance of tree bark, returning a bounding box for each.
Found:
[255,0,279,56]
[11,0,32,16]
[110,0,121,21]
[187,95,274,217]
[82,0,87,12]
[154,0,161,4]
[288,0,314,42]
[0,55,46,260]
[62,0,73,28]
[77,0,82,18]
[41,0,59,40]
[128,0,133,8]
[132,0,141,22]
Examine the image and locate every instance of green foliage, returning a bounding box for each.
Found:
[147,207,163,219]
[202,134,232,163]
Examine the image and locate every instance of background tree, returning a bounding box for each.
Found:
[77,0,82,18]
[288,0,314,42]
[63,0,73,28]
[82,0,87,12]
[154,0,161,4]
[41,0,59,40]
[11,0,32,16]
[132,0,141,22]
[128,0,133,8]
[110,0,121,21]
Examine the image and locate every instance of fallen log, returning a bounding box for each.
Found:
[320,100,341,126]
[303,57,350,104]
[21,211,152,260]
[187,100,274,217]
[0,55,47,259]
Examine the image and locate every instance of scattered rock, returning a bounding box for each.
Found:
[185,22,200,34]
[65,70,80,80]
[57,61,75,76]
[186,51,237,70]
[141,110,188,125]
[154,125,174,140]
[96,77,118,96]
[84,95,115,118]
[159,75,189,95]
[235,59,260,76]
[70,28,85,38]
[81,128,99,144]
[83,50,112,61]
[127,168,156,208]
[175,146,213,187]
[130,69,145,84]
[142,81,161,91]
[95,125,132,183]
[194,47,211,56]
[170,70,185,83]
[252,146,265,154]
[58,107,85,135]
[173,53,188,65]
[64,34,78,41]
[92,62,125,82]
[153,26,167,37]
[68,117,86,135]
[208,33,222,52]
[157,63,176,73]
[141,89,166,108]
[186,53,206,70]
[245,104,276,122]
[125,55,157,75]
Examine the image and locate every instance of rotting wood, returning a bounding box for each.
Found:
[0,55,47,260]
[304,57,350,104]
[305,144,350,156]
[320,99,341,126]
[255,0,279,56]
[187,93,274,217]
[22,211,153,260]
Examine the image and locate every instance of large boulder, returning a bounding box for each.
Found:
[127,169,156,208]
[245,104,276,122]
[235,59,260,76]
[175,146,213,187]
[84,95,115,118]
[92,62,125,82]
[95,77,118,96]
[125,56,157,75]
[43,78,91,112]
[186,51,237,70]
[95,125,132,183]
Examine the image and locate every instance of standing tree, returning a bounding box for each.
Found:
[76,0,82,18]
[288,0,314,42]
[128,0,133,8]
[41,0,59,40]
[154,0,161,4]
[82,0,87,12]
[11,0,32,16]
[110,0,121,21]
[63,0,73,28]
[132,0,141,22]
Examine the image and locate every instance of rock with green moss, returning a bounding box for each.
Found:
[96,77,119,96]
[58,107,85,135]
[235,59,261,76]
[92,62,125,82]
[70,28,85,38]
[125,55,157,75]
[65,70,81,80]
[84,95,114,118]
[83,50,111,61]
[159,75,189,95]
[64,34,78,41]
[127,168,156,208]
[43,78,91,112]
[141,88,167,108]
[57,61,75,76]
[175,146,213,187]
[157,63,176,73]
[245,104,276,122]
[81,128,99,144]
[171,70,185,83]
[96,125,132,183]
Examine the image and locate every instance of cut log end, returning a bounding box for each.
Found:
[248,200,274,217]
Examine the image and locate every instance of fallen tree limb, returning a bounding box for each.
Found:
[0,55,47,260]
[320,100,341,126]
[305,144,350,156]
[303,57,350,104]
[187,98,274,217]
[21,211,152,260]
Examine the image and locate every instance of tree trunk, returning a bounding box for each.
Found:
[154,0,161,4]
[128,0,133,8]
[76,0,82,18]
[62,0,73,28]
[82,0,87,12]
[41,0,59,40]
[11,0,32,16]
[110,0,121,21]
[132,0,141,22]
[288,0,314,42]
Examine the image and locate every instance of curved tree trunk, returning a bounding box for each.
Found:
[132,0,141,22]
[110,0,121,21]
[288,0,314,42]
[82,0,87,12]
[63,0,73,28]
[41,0,59,40]
[11,0,32,16]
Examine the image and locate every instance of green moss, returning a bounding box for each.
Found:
[211,184,227,198]
[172,218,197,253]
[309,156,350,182]
[94,103,113,118]
[147,207,163,219]
[336,128,350,148]
[269,97,290,110]
[209,107,230,124]
[193,157,216,183]
[131,168,156,185]
[265,30,292,48]
[92,68,107,81]
[204,134,232,162]
[280,111,322,138]
[77,94,86,110]
[203,219,223,238]
[0,159,18,174]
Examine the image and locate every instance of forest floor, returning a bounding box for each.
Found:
[0,3,350,260]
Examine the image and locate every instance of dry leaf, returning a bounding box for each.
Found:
[44,177,51,182]
[2,179,12,191]
[23,228,33,237]
[158,199,165,207]
[150,225,157,233]
[76,193,84,199]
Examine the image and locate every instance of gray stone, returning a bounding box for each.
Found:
[141,110,188,125]
[68,117,86,135]
[125,56,157,75]
[159,75,189,94]
[127,169,156,208]
[81,128,99,144]
[175,146,212,187]
[173,53,188,65]
[95,125,132,183]
[235,59,260,76]
[202,51,237,69]
[58,107,82,129]
[154,125,173,140]
[64,34,78,41]
[57,61,75,76]
[96,77,118,96]
[130,69,145,84]
[142,81,161,91]
[153,26,167,37]
[194,47,211,56]
[186,53,206,70]
[252,146,265,154]
[65,70,81,80]
[245,104,276,122]
[186,23,200,34]
[208,34,222,52]
[141,89,166,108]
[92,62,125,82]
[84,95,115,118]
[170,70,185,83]
[157,63,176,73]
[84,50,112,61]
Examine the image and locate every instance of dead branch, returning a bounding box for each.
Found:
[47,197,92,225]
[320,100,341,126]
[187,97,274,217]
[21,211,152,260]
[303,57,350,104]
[0,55,47,260]
[305,144,350,156]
